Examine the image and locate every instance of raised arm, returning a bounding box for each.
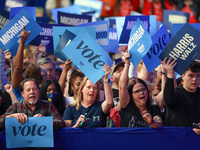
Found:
[101,64,113,114]
[162,57,178,108]
[4,50,14,80]
[58,59,72,94]
[12,26,30,89]
[4,84,19,104]
[119,51,131,109]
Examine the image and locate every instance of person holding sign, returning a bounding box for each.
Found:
[119,51,163,128]
[0,78,65,130]
[162,57,200,134]
[63,64,113,127]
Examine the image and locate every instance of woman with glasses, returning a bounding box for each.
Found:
[119,51,163,128]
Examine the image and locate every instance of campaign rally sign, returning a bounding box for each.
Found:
[104,17,125,45]
[77,20,109,51]
[51,5,82,23]
[74,0,103,19]
[143,24,170,73]
[30,23,65,54]
[0,10,9,30]
[9,7,36,20]
[163,10,189,33]
[171,23,200,37]
[0,9,42,56]
[159,24,200,75]
[57,11,92,26]
[107,19,119,53]
[53,26,96,61]
[5,117,53,148]
[128,18,152,67]
[119,15,156,44]
[62,30,113,84]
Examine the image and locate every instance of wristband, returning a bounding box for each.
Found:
[103,78,110,83]
[124,64,130,67]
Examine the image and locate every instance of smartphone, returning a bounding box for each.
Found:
[192,123,200,129]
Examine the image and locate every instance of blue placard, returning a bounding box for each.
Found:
[0,9,42,56]
[58,11,92,26]
[143,24,170,73]
[0,10,9,30]
[9,7,36,20]
[53,26,96,61]
[107,19,119,53]
[51,5,82,24]
[159,23,200,75]
[163,10,189,33]
[104,17,125,45]
[30,23,65,54]
[5,117,53,148]
[77,20,109,51]
[128,18,152,67]
[74,0,103,19]
[62,30,113,84]
[119,15,156,44]
[172,23,200,37]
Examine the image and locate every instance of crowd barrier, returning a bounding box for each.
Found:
[0,127,200,150]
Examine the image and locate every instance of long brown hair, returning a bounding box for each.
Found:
[71,77,100,110]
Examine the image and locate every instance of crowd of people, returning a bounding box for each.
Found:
[0,0,200,139]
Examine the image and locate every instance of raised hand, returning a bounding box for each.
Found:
[20,26,30,43]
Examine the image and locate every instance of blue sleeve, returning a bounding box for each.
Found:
[63,105,73,120]
[12,87,23,102]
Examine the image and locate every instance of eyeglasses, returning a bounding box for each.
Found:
[132,88,147,95]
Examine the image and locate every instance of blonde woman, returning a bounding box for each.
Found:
[63,64,113,127]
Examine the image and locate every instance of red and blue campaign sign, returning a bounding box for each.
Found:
[62,30,113,84]
[5,117,53,148]
[119,15,156,44]
[159,23,200,75]
[163,10,189,33]
[143,24,170,73]
[128,18,152,67]
[0,9,42,56]
[58,11,92,26]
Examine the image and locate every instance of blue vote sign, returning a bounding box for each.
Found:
[128,18,152,67]
[143,24,170,73]
[53,26,96,61]
[159,23,200,75]
[5,117,53,148]
[0,9,42,56]
[62,30,113,84]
